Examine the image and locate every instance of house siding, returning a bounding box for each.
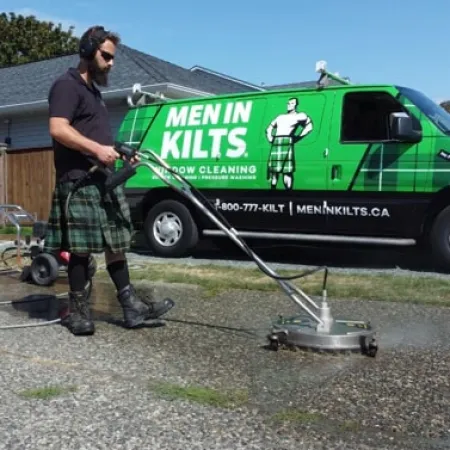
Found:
[0,101,130,151]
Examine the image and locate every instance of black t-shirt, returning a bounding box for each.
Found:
[48,67,113,181]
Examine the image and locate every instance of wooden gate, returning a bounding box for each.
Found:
[5,147,55,222]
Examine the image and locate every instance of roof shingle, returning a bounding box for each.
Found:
[0,44,263,107]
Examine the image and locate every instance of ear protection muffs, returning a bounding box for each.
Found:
[79,26,108,60]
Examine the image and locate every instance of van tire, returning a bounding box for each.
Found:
[429,205,450,270]
[143,199,199,257]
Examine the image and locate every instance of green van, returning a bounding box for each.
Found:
[115,61,450,269]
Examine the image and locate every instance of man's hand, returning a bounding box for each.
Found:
[128,154,140,164]
[95,145,121,166]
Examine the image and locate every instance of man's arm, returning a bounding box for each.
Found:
[291,113,313,144]
[297,113,313,138]
[48,80,102,157]
[266,117,278,143]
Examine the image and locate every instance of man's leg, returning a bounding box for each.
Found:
[105,249,174,328]
[271,173,278,189]
[62,252,95,336]
[282,143,294,190]
[104,250,129,292]
[283,173,293,190]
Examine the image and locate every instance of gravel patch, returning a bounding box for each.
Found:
[0,276,449,449]
[0,352,298,450]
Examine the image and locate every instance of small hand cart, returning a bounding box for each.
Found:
[0,204,96,285]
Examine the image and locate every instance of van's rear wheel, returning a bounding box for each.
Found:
[429,205,450,271]
[144,199,199,257]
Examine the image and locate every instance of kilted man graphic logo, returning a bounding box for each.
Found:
[265,97,313,189]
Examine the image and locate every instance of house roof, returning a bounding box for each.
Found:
[189,66,265,92]
[0,43,340,115]
[264,79,344,90]
[0,44,264,109]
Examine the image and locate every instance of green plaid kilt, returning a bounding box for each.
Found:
[43,177,133,254]
[267,136,295,175]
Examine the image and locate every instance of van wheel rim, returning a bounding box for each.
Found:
[153,212,183,247]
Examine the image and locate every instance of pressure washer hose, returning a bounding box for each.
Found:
[64,164,101,219]
[0,293,66,329]
[0,156,131,330]
[0,142,328,330]
[0,280,91,330]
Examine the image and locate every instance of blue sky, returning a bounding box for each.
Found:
[3,1,449,103]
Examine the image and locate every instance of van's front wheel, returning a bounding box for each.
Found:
[429,205,450,271]
[143,199,199,257]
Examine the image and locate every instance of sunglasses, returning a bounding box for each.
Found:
[100,50,114,62]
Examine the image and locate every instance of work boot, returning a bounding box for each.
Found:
[117,284,175,328]
[60,282,95,336]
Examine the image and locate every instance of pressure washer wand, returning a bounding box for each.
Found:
[107,142,332,329]
[64,145,139,219]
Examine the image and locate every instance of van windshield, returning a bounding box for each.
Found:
[397,86,450,135]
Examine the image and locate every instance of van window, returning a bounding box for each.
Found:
[397,86,450,135]
[341,91,415,142]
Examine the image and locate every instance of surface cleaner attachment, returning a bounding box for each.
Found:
[266,267,377,356]
[107,142,378,358]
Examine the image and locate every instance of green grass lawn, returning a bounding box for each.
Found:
[95,261,450,307]
[0,225,33,236]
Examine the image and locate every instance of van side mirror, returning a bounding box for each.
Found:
[389,112,421,143]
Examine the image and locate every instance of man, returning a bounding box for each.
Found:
[265,97,313,190]
[44,25,174,336]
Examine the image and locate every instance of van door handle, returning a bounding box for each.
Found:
[331,165,341,180]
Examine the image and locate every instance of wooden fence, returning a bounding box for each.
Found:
[0,147,55,224]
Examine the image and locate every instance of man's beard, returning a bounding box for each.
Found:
[87,61,109,86]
